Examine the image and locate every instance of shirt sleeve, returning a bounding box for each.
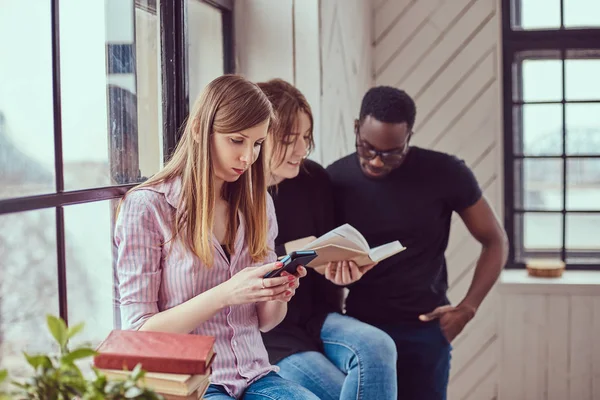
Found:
[265,193,279,264]
[445,156,483,212]
[114,190,164,330]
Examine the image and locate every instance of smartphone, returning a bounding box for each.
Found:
[263,250,318,279]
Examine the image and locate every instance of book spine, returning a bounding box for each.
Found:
[93,354,207,375]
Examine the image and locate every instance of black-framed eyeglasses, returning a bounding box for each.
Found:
[355,129,410,164]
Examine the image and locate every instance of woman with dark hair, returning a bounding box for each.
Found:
[258,78,397,400]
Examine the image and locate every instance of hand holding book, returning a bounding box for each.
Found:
[298,224,406,272]
[321,260,378,285]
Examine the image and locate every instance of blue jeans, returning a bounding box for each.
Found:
[376,320,452,400]
[276,313,397,400]
[204,372,319,399]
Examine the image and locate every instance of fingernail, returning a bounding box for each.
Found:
[285,290,291,295]
[276,262,283,267]
[289,282,295,287]
[288,275,295,281]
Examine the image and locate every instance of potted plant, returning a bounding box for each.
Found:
[0,315,164,400]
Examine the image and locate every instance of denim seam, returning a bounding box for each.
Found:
[282,360,338,400]
[243,392,278,400]
[322,340,364,400]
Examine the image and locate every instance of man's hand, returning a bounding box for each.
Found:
[418,304,476,342]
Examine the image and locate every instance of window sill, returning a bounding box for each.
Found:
[498,269,600,295]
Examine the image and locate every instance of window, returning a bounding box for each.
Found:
[0,0,233,377]
[502,0,600,269]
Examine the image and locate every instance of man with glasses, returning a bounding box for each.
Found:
[326,86,508,400]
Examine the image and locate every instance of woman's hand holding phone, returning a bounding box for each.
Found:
[219,261,306,306]
[274,265,306,302]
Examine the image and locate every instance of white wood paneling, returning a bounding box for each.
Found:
[320,0,373,165]
[373,0,502,398]
[293,0,321,154]
[498,277,600,400]
[547,296,570,400]
[234,0,294,83]
[234,0,370,166]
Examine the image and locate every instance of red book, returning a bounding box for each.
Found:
[93,330,216,375]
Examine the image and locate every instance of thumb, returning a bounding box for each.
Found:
[419,305,454,322]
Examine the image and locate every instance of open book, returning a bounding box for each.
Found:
[299,224,406,270]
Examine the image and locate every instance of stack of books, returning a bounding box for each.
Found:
[93,330,216,399]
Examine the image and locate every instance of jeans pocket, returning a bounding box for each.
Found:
[437,321,451,348]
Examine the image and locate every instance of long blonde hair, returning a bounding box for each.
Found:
[129,74,274,266]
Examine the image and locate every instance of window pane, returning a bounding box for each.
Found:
[0,209,59,378]
[133,3,164,184]
[515,159,563,210]
[566,103,600,155]
[564,0,600,28]
[0,2,55,200]
[515,104,563,155]
[60,0,163,191]
[567,159,600,211]
[566,213,600,250]
[64,201,118,362]
[565,59,600,101]
[521,59,563,102]
[517,0,561,30]
[188,0,225,107]
[519,212,563,251]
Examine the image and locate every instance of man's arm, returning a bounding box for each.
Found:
[457,196,509,315]
[420,195,508,341]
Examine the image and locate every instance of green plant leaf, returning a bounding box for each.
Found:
[67,322,85,340]
[131,363,144,381]
[23,353,53,370]
[62,348,97,364]
[125,386,143,398]
[0,369,7,383]
[47,315,68,349]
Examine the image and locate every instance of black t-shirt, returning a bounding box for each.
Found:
[261,159,343,364]
[326,147,482,325]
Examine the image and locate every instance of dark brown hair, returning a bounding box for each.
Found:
[256,79,315,169]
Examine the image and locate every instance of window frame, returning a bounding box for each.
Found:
[502,0,600,270]
[0,0,234,324]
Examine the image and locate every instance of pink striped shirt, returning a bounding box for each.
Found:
[114,177,278,398]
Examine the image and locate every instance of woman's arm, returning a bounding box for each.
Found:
[138,286,227,334]
[256,297,288,333]
[117,191,298,334]
[141,265,296,334]
[115,191,230,334]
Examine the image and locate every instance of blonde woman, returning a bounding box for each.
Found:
[114,75,318,400]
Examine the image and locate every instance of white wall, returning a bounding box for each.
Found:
[234,0,372,166]
[373,0,503,398]
[188,0,225,105]
[499,272,600,400]
[319,0,373,166]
